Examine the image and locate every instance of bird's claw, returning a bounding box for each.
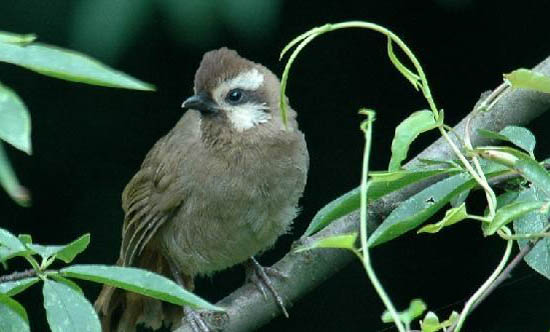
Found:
[184,307,210,332]
[246,257,289,317]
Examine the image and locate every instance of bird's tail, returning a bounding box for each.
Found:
[94,251,183,332]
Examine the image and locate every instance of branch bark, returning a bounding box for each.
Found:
[176,56,550,332]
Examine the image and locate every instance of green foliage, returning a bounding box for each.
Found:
[513,187,550,280]
[285,20,550,332]
[0,143,30,206]
[381,299,426,325]
[0,83,31,153]
[388,110,439,171]
[305,168,460,236]
[420,311,458,332]
[479,126,536,157]
[0,293,29,332]
[367,163,505,248]
[0,277,39,297]
[43,280,100,332]
[504,68,550,93]
[417,202,468,234]
[0,30,156,206]
[483,201,547,236]
[295,233,358,252]
[0,229,220,331]
[62,265,222,311]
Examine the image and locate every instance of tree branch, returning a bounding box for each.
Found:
[176,55,550,332]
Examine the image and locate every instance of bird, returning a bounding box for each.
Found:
[94,47,309,331]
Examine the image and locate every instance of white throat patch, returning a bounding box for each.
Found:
[227,104,271,132]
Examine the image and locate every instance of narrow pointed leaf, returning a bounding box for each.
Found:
[478,126,536,157]
[0,277,38,296]
[61,264,222,311]
[0,31,36,45]
[483,201,546,236]
[305,168,459,236]
[478,146,550,198]
[389,110,438,171]
[0,42,154,91]
[0,293,29,332]
[28,234,90,263]
[295,233,357,253]
[418,203,468,234]
[504,68,550,93]
[500,126,536,157]
[368,163,508,247]
[43,279,100,332]
[0,83,31,153]
[387,38,420,90]
[0,142,30,207]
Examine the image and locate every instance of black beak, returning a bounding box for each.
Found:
[181,92,218,114]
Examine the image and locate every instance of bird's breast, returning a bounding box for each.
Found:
[158,139,307,276]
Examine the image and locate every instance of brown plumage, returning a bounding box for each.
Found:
[94,48,309,331]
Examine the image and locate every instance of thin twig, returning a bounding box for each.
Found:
[0,269,36,283]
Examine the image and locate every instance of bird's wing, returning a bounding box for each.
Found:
[119,138,186,267]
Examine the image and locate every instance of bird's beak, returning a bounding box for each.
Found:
[181,93,218,114]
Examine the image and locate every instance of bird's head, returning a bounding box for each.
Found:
[181,48,287,134]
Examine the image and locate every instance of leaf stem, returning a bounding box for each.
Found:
[359,111,405,332]
[451,226,513,332]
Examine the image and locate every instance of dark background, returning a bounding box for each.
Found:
[2,1,550,331]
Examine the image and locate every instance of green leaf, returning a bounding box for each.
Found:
[387,38,421,90]
[0,293,29,332]
[368,163,508,247]
[382,299,426,324]
[483,201,547,236]
[0,142,30,207]
[61,264,222,311]
[27,234,90,263]
[43,279,100,332]
[0,42,154,91]
[420,311,440,332]
[0,82,31,153]
[477,146,550,198]
[418,203,468,234]
[0,31,36,45]
[49,275,83,295]
[0,277,39,296]
[304,168,459,236]
[513,187,550,280]
[0,227,28,262]
[17,234,32,245]
[500,126,536,157]
[450,189,469,207]
[389,110,438,171]
[478,126,536,157]
[504,68,550,93]
[295,233,357,253]
[420,311,458,332]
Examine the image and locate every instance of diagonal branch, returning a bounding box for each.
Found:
[176,55,550,332]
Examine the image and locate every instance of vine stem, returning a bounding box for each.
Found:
[451,226,513,332]
[358,111,405,332]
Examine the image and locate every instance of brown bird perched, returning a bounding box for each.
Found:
[95,47,309,331]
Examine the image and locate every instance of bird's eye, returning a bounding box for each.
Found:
[226,89,243,104]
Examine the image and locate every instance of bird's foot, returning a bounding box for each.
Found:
[245,257,289,317]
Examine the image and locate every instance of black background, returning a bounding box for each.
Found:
[2,1,550,331]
